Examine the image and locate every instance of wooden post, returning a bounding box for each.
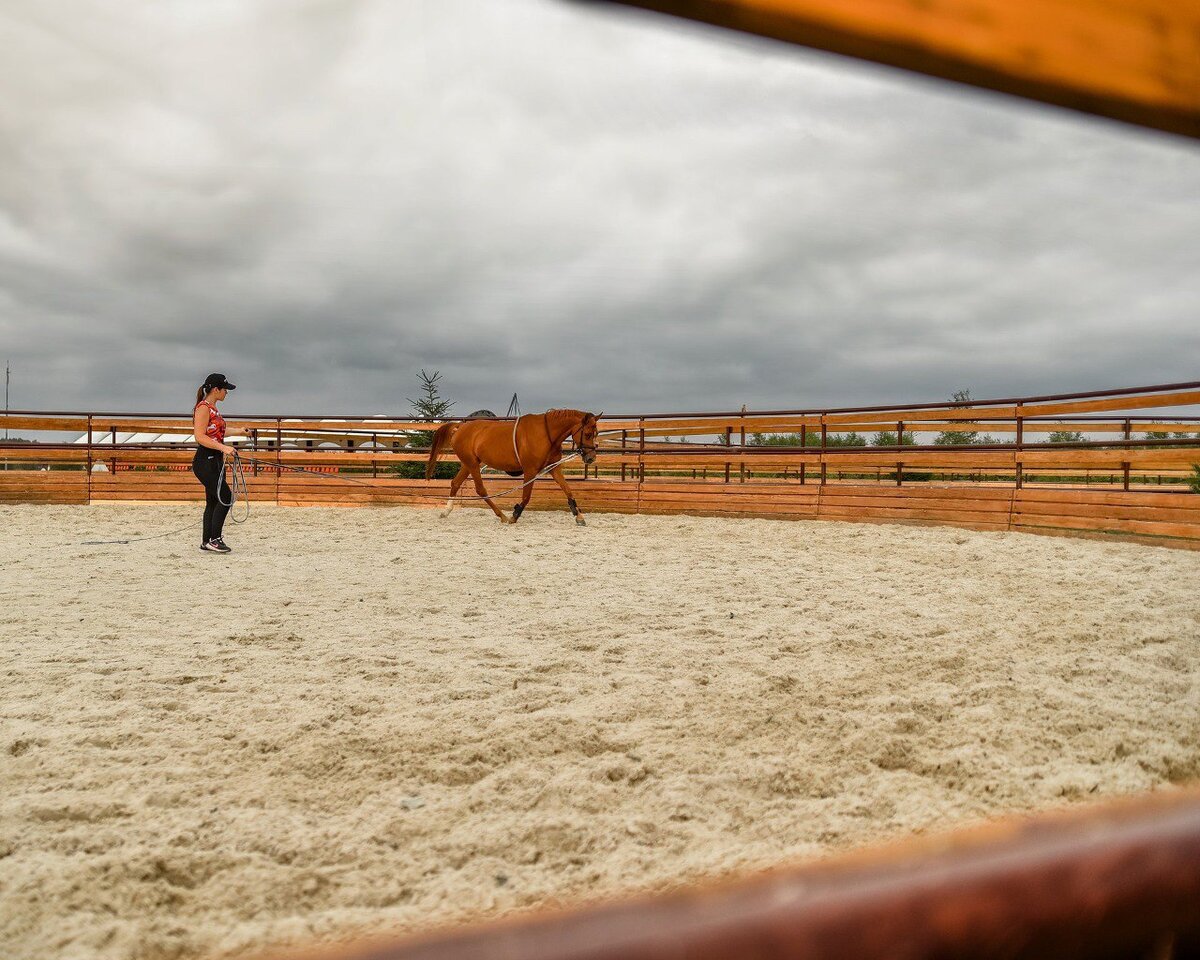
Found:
[724,426,732,484]
[621,430,627,482]
[110,425,117,475]
[896,420,904,486]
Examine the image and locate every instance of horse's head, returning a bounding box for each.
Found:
[574,411,601,464]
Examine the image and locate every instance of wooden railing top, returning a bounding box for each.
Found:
[601,0,1200,140]
[275,789,1200,960]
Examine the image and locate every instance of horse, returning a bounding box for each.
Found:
[425,409,600,525]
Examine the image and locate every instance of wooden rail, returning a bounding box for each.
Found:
[600,0,1200,139]
[275,789,1200,960]
[3,381,1199,543]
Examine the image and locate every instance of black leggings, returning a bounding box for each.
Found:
[192,449,231,544]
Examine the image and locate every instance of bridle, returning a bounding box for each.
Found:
[571,412,602,463]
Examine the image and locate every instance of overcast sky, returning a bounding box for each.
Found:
[1,0,1197,417]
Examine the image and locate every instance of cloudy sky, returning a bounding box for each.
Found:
[1,0,1197,417]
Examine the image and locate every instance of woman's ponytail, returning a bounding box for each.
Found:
[196,386,206,405]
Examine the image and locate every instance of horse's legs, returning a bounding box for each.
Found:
[440,464,470,518]
[511,468,537,523]
[550,466,586,526]
[467,460,511,523]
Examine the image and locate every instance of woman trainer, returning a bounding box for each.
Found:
[192,372,239,553]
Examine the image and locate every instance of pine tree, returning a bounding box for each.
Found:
[406,370,455,450]
[394,370,458,479]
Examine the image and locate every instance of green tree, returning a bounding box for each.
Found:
[1047,430,1085,443]
[871,430,917,447]
[1189,465,1200,494]
[750,431,866,447]
[394,370,458,479]
[935,389,980,445]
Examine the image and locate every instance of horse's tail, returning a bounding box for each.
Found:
[425,423,457,480]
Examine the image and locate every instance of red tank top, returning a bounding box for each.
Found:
[195,399,226,443]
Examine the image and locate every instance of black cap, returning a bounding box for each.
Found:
[203,373,236,391]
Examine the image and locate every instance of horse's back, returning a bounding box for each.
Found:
[452,418,514,466]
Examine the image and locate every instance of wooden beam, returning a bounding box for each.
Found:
[280,789,1200,960]
[601,0,1200,139]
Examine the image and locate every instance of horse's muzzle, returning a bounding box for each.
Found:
[583,452,597,464]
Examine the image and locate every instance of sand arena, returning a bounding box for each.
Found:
[2,503,1198,960]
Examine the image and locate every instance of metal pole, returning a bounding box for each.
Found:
[739,406,746,483]
[820,418,827,485]
[276,418,282,505]
[1015,404,1024,490]
[639,420,646,483]
[3,360,8,471]
[1123,418,1131,491]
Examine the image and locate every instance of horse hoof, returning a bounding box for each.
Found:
[575,517,587,527]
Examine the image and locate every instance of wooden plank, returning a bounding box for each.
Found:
[1015,487,1200,507]
[814,483,1014,500]
[1013,500,1200,524]
[1011,513,1200,539]
[820,496,1013,515]
[605,0,1200,139]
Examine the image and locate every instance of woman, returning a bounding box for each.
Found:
[192,372,240,553]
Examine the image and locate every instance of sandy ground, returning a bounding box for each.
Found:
[2,503,1199,960]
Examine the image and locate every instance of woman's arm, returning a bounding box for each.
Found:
[193,406,235,454]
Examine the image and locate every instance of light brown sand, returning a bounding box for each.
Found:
[1,503,1198,960]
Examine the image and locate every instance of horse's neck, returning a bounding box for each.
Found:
[543,409,582,445]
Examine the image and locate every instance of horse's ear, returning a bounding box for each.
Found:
[593,411,604,421]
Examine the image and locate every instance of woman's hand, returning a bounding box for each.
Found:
[221,443,237,456]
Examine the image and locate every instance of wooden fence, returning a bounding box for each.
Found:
[3,380,1199,544]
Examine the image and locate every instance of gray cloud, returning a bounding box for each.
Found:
[1,0,1197,418]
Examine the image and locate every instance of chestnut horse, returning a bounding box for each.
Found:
[425,409,600,525]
